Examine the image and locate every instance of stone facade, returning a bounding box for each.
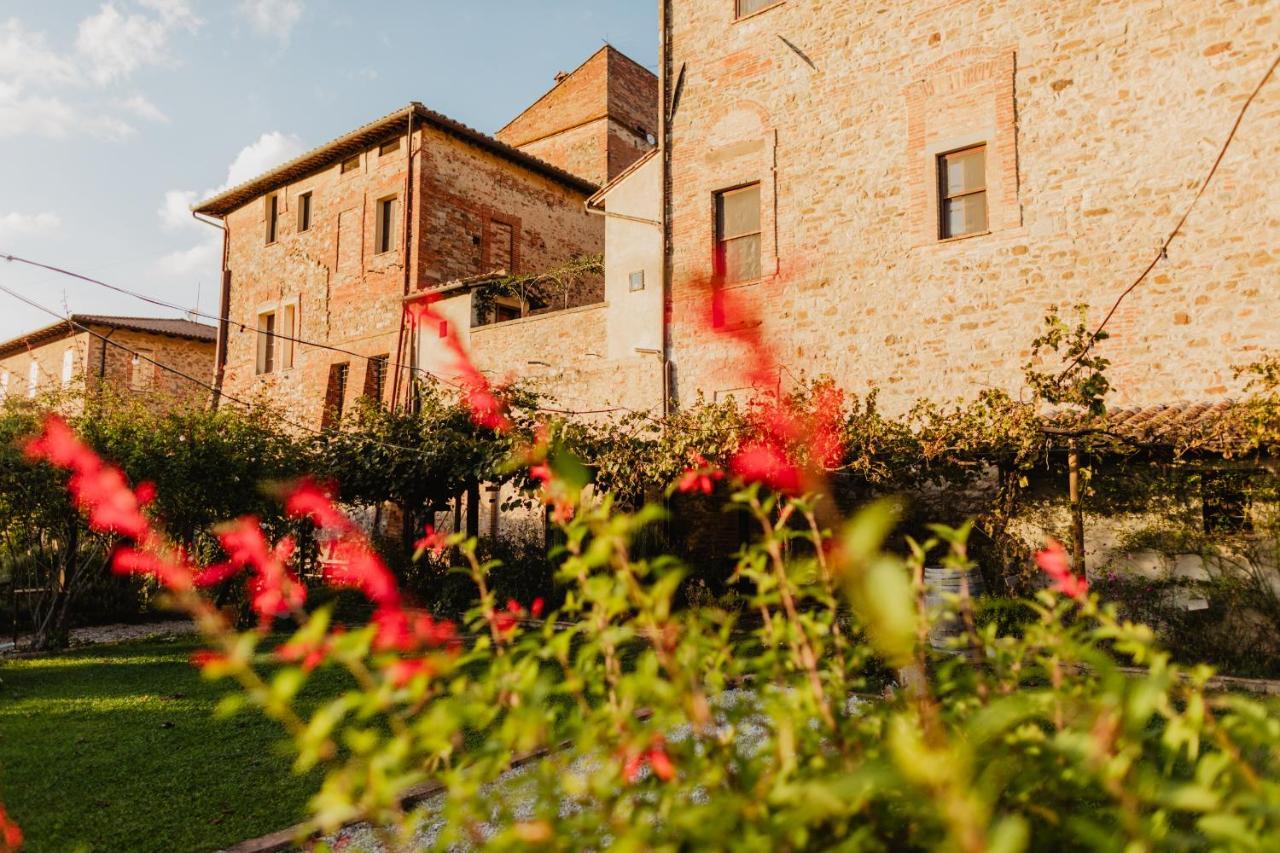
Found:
[206,112,605,430]
[497,45,659,186]
[661,0,1280,413]
[0,317,216,411]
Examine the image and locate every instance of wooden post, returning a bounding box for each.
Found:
[1068,438,1086,577]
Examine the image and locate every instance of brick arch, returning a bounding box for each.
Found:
[707,99,771,148]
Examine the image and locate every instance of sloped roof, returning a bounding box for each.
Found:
[0,315,216,359]
[193,103,598,217]
[1044,401,1242,451]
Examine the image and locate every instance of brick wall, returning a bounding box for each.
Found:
[664,0,1280,413]
[497,46,659,185]
[221,122,602,430]
[0,326,214,410]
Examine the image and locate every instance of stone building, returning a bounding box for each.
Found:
[194,47,658,430]
[496,45,660,187]
[0,315,216,410]
[658,0,1280,413]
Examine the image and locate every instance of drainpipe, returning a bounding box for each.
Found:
[193,211,229,410]
[391,106,416,411]
[659,0,673,419]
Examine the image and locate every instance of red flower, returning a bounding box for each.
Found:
[324,542,401,610]
[620,738,677,784]
[283,478,351,533]
[276,637,330,672]
[528,462,552,485]
[0,802,23,851]
[676,454,724,495]
[112,547,193,592]
[648,744,677,782]
[414,524,448,557]
[25,418,155,540]
[1036,540,1089,601]
[190,649,228,671]
[531,597,545,618]
[210,518,306,627]
[385,657,435,687]
[372,607,458,652]
[730,442,802,495]
[407,299,512,431]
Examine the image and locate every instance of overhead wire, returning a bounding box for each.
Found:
[1058,48,1280,380]
[0,281,436,455]
[0,252,661,422]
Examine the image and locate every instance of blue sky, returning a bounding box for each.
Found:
[0,0,657,341]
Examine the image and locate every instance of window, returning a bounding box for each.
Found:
[130,350,155,391]
[494,297,522,324]
[321,362,350,430]
[363,354,389,403]
[265,193,280,244]
[256,311,276,374]
[629,270,646,292]
[1203,472,1253,535]
[61,347,75,387]
[281,303,297,369]
[379,138,400,156]
[341,155,360,174]
[938,145,988,239]
[376,195,398,255]
[736,0,781,18]
[487,219,515,274]
[715,183,762,284]
[298,192,312,232]
[27,360,38,398]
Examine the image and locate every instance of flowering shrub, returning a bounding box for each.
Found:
[7,296,1280,851]
[10,400,1280,850]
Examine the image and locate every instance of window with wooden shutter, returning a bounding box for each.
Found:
[321,363,350,430]
[715,183,762,284]
[363,354,389,404]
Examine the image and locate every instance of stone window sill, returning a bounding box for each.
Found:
[937,229,992,245]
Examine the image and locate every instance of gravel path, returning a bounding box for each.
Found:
[0,619,197,657]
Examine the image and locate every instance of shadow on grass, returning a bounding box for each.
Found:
[0,636,349,853]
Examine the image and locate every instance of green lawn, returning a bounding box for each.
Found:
[0,635,347,853]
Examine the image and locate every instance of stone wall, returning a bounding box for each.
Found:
[0,326,213,411]
[497,46,658,185]
[221,123,601,430]
[664,0,1280,414]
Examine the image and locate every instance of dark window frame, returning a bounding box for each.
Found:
[376,195,398,255]
[265,193,279,244]
[321,362,350,430]
[257,311,276,375]
[340,154,360,174]
[714,182,763,285]
[298,191,312,232]
[937,144,989,240]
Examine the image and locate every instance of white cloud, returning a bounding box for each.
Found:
[0,18,77,86]
[236,0,303,43]
[75,1,200,86]
[155,233,219,277]
[119,93,168,122]
[159,189,198,230]
[0,211,62,241]
[0,82,135,140]
[222,130,306,188]
[157,131,307,276]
